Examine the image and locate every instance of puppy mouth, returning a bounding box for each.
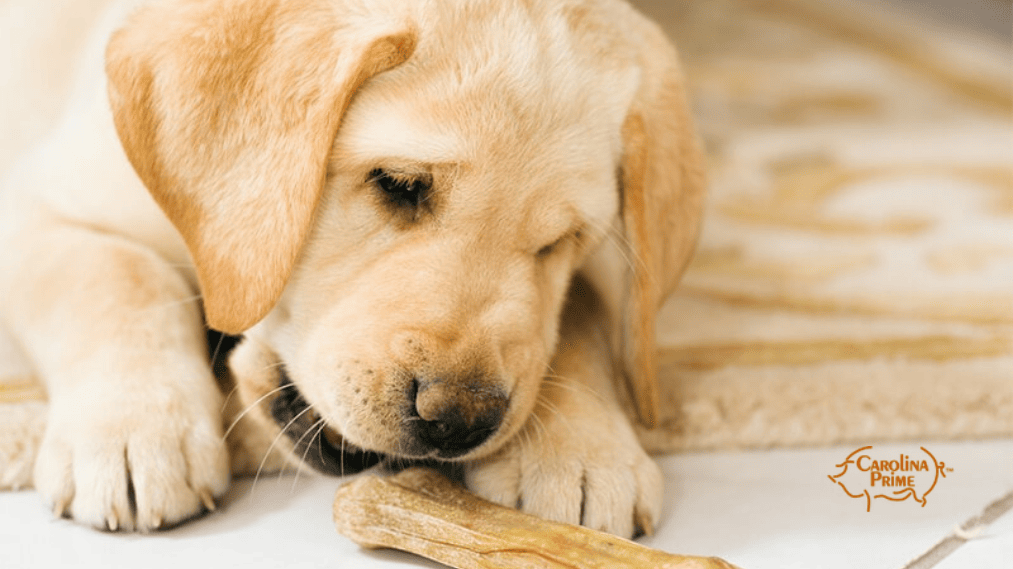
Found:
[268,364,510,471]
[270,367,385,476]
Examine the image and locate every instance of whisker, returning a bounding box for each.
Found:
[251,405,312,495]
[542,375,607,405]
[340,432,346,478]
[586,217,644,276]
[518,417,535,456]
[316,424,328,465]
[527,410,548,449]
[544,362,559,379]
[535,396,577,440]
[220,383,240,415]
[586,216,634,256]
[140,294,203,313]
[223,382,295,441]
[290,418,328,493]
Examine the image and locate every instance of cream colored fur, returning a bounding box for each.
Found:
[0,0,704,537]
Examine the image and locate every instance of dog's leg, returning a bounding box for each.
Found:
[2,221,229,531]
[0,322,45,491]
[465,279,663,539]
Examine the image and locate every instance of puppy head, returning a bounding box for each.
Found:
[108,0,704,468]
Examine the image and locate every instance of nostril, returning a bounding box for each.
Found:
[418,409,499,455]
[428,419,456,439]
[420,414,464,445]
[459,418,498,448]
[408,378,421,415]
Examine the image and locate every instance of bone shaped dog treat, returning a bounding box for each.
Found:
[334,467,740,569]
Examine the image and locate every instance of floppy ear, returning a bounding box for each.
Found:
[105,0,416,334]
[583,20,706,428]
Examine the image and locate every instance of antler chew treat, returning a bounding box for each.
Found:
[334,467,740,569]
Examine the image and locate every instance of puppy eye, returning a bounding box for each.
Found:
[369,168,431,208]
[537,241,559,258]
[537,228,583,259]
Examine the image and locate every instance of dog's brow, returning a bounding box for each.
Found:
[341,103,465,164]
[530,203,584,244]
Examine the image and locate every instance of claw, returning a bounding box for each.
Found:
[635,510,655,538]
[200,489,217,512]
[52,498,69,519]
[106,514,119,532]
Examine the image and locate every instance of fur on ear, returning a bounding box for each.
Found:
[583,17,706,428]
[105,0,416,334]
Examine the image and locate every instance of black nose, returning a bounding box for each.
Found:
[410,378,507,457]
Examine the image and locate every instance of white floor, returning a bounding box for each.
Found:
[2,440,1010,569]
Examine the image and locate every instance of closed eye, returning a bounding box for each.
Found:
[537,239,561,258]
[369,168,432,209]
[536,228,584,259]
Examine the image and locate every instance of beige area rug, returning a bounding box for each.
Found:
[637,0,1012,452]
[2,0,1011,489]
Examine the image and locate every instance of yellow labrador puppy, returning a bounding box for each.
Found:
[0,0,704,537]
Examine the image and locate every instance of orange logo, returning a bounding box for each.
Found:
[828,446,951,511]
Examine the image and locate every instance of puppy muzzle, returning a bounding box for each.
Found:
[271,370,385,475]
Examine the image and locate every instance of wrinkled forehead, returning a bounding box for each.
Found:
[333,2,639,222]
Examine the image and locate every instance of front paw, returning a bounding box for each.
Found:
[33,383,229,532]
[464,389,662,538]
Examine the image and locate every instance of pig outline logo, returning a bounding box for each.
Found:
[828,446,948,512]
